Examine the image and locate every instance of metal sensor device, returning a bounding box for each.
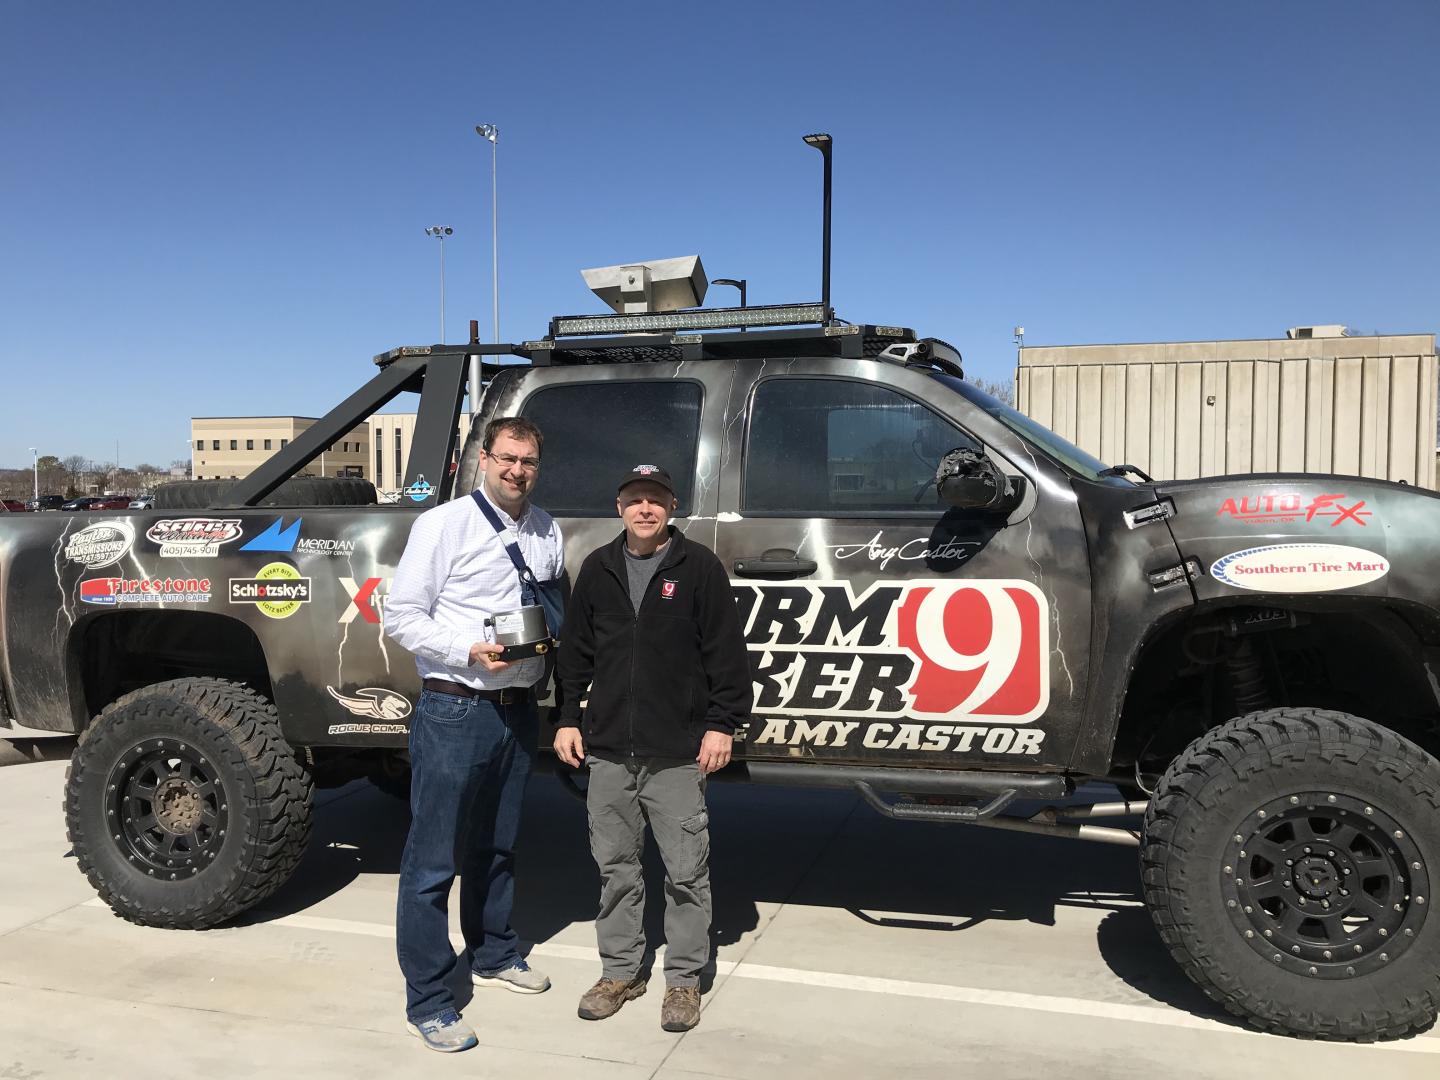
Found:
[484,604,553,660]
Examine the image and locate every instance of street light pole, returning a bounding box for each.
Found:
[802,133,833,319]
[424,225,453,343]
[712,278,748,330]
[473,123,500,412]
[29,447,37,502]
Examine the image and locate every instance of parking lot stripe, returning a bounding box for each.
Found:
[82,900,1440,1054]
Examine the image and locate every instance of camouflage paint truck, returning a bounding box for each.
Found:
[2,299,1437,1041]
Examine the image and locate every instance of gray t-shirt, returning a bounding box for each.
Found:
[623,540,667,613]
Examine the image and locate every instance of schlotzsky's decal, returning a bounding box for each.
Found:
[736,579,1050,756]
[1217,492,1372,527]
[146,518,244,558]
[1210,544,1389,593]
[229,562,312,618]
[326,686,411,734]
[64,521,135,569]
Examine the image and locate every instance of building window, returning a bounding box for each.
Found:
[377,433,385,488]
[246,439,254,450]
[743,378,979,515]
[195,439,203,451]
[212,440,220,451]
[263,439,272,450]
[521,381,703,515]
[229,440,237,450]
[395,429,402,482]
[280,439,289,448]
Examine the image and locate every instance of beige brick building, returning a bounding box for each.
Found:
[191,417,371,481]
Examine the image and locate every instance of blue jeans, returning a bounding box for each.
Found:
[396,688,537,1023]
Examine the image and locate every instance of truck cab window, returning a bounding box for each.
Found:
[520,381,703,516]
[744,378,979,514]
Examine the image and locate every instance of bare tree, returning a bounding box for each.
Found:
[60,455,88,496]
[970,376,1016,407]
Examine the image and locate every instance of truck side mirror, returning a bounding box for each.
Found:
[934,447,1026,514]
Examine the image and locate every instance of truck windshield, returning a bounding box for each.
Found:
[932,374,1114,482]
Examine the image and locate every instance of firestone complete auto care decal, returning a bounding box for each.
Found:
[736,579,1050,756]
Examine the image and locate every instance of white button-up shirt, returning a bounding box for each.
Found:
[384,487,564,690]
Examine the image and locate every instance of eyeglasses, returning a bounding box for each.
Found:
[487,452,540,472]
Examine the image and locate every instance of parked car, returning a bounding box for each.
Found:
[59,497,102,511]
[128,494,154,510]
[0,499,30,512]
[85,496,132,511]
[28,495,65,511]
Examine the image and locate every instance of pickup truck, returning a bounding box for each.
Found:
[1,298,1436,1043]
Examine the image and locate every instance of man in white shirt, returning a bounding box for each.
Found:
[384,417,564,1053]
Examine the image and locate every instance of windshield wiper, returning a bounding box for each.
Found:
[1097,463,1154,483]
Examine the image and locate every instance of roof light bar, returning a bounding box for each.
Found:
[551,302,828,338]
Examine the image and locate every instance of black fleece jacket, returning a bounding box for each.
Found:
[556,526,752,759]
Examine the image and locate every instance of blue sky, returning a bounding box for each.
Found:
[3,1,1437,468]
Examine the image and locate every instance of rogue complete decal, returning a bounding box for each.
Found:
[736,579,1049,755]
[1210,544,1389,593]
[1217,493,1372,527]
[229,562,312,618]
[64,521,134,569]
[326,685,412,733]
[147,518,244,558]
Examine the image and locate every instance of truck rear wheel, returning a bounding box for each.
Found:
[1142,708,1440,1040]
[65,678,313,929]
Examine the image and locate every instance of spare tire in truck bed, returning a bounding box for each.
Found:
[153,476,377,509]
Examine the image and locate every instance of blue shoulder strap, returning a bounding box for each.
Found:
[471,490,538,597]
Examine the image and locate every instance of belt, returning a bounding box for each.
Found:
[421,678,530,704]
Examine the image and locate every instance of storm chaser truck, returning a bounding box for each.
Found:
[2,289,1438,1043]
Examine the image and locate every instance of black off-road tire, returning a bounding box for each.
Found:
[152,477,376,510]
[1142,708,1440,1040]
[65,678,313,929]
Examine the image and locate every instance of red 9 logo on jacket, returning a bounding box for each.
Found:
[894,580,1048,723]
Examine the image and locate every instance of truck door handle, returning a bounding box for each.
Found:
[733,549,817,577]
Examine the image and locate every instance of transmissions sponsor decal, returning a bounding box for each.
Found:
[1210,544,1389,593]
[147,518,244,558]
[64,522,135,569]
[80,577,212,605]
[229,562,312,618]
[737,579,1050,756]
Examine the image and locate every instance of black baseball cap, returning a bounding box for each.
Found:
[617,464,676,498]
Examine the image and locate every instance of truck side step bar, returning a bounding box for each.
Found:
[854,781,1018,823]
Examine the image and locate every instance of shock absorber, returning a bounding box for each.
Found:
[1226,636,1270,714]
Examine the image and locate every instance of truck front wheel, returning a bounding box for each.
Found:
[1142,707,1440,1040]
[65,678,313,929]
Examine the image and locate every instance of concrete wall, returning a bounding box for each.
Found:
[1015,334,1438,486]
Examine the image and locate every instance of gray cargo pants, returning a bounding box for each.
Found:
[586,755,712,988]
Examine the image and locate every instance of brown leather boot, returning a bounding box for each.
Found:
[660,986,701,1032]
[577,976,647,1020]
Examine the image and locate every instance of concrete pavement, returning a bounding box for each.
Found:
[0,759,1435,1079]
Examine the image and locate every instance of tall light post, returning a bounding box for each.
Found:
[802,132,833,319]
[424,225,453,343]
[28,447,37,502]
[712,278,748,331]
[473,123,500,411]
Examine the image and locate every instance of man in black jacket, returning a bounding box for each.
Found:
[554,464,751,1033]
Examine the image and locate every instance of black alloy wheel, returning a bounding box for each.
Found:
[1224,792,1427,979]
[67,677,312,929]
[107,739,232,882]
[1142,708,1440,1040]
